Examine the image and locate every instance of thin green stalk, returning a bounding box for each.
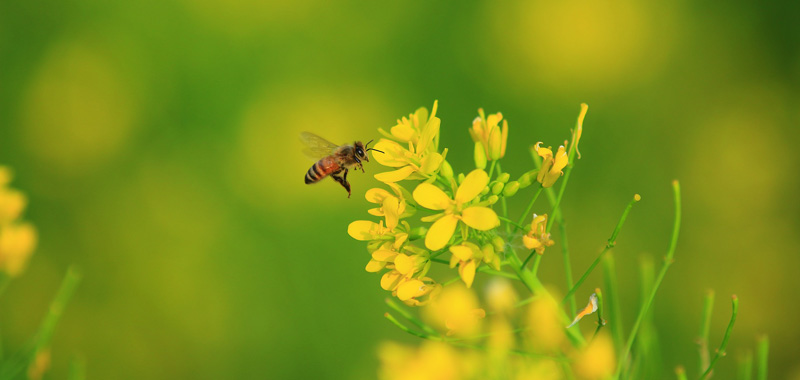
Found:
[676,367,688,380]
[514,186,544,233]
[385,298,439,336]
[603,252,624,353]
[496,163,511,235]
[68,356,86,380]
[488,160,498,179]
[477,267,518,280]
[497,216,525,231]
[699,295,739,380]
[592,288,606,340]
[563,194,641,304]
[546,164,574,232]
[756,336,769,380]
[32,266,82,354]
[614,180,681,380]
[560,222,577,316]
[697,290,716,378]
[506,247,585,347]
[738,351,753,380]
[384,313,430,340]
[530,254,543,276]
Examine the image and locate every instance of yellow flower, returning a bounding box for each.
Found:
[373,101,445,183]
[469,108,508,161]
[525,296,565,353]
[412,169,500,251]
[0,223,37,277]
[423,284,486,337]
[522,213,554,255]
[378,341,475,380]
[534,142,568,188]
[573,332,616,380]
[0,167,37,277]
[448,243,480,288]
[348,220,408,250]
[365,184,415,230]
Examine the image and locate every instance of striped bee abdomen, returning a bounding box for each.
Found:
[305,157,339,184]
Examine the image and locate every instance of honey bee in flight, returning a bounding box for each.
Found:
[301,132,383,198]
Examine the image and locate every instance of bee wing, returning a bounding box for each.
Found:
[300,131,341,160]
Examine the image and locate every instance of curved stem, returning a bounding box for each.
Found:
[699,295,739,380]
[614,181,681,379]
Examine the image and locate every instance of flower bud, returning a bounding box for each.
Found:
[473,142,487,170]
[440,160,454,180]
[518,173,532,188]
[497,173,510,183]
[492,236,505,253]
[503,181,519,197]
[409,226,428,240]
[457,173,466,185]
[480,186,490,196]
[486,195,499,205]
[491,182,504,195]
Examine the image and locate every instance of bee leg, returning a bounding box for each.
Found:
[360,163,365,173]
[332,170,352,198]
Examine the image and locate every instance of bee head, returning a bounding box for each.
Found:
[362,139,384,161]
[354,141,369,163]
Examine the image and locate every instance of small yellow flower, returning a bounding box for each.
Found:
[348,220,408,250]
[412,169,500,251]
[534,142,568,188]
[573,332,616,380]
[373,101,445,183]
[448,243,481,288]
[522,214,554,255]
[0,166,37,277]
[365,184,414,230]
[469,109,508,161]
[423,284,486,337]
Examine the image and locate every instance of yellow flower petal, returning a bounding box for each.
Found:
[382,196,400,230]
[522,234,543,250]
[381,270,403,291]
[365,188,391,203]
[348,221,380,241]
[365,259,384,272]
[390,123,416,142]
[373,139,407,167]
[455,169,489,203]
[459,260,476,288]
[419,152,444,174]
[394,254,415,275]
[449,245,473,261]
[413,183,451,210]
[372,249,397,261]
[425,214,458,251]
[460,206,500,230]
[397,279,426,301]
[374,166,415,183]
[416,116,440,154]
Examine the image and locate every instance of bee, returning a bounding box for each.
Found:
[301,132,383,198]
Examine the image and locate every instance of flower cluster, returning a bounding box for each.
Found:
[0,167,37,277]
[349,101,580,307]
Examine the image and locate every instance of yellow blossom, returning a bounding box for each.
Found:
[412,169,500,251]
[522,213,554,255]
[365,184,415,230]
[348,220,408,250]
[423,284,486,337]
[378,341,476,380]
[469,108,508,161]
[373,101,445,183]
[534,142,568,188]
[525,296,565,353]
[573,332,616,380]
[0,167,37,277]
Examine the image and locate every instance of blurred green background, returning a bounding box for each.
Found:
[1,0,799,378]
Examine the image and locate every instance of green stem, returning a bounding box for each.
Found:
[477,266,518,280]
[738,351,753,380]
[697,290,715,378]
[614,181,681,380]
[756,336,769,380]
[498,216,525,231]
[676,367,688,380]
[699,295,739,380]
[530,254,543,276]
[546,164,574,232]
[488,160,498,179]
[385,298,439,337]
[514,186,544,233]
[592,288,606,340]
[560,222,577,316]
[563,194,641,304]
[603,252,625,354]
[506,248,585,347]
[33,266,82,354]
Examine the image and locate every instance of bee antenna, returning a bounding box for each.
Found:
[364,139,374,149]
[366,147,384,154]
